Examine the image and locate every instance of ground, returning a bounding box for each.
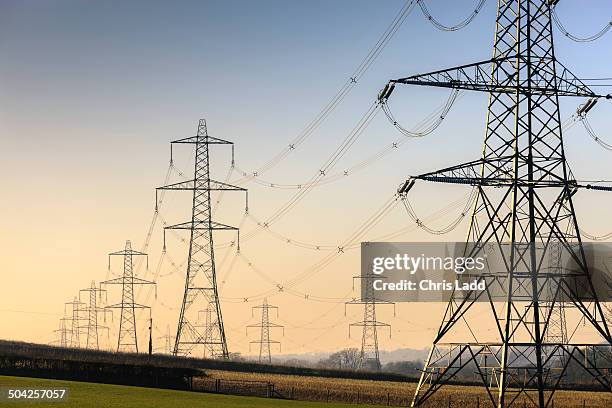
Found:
[1,374,611,407]
[203,369,612,407]
[0,375,377,408]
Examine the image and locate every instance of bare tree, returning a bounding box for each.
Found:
[321,348,361,370]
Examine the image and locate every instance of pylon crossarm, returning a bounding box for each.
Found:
[101,276,154,286]
[399,158,585,195]
[346,299,394,305]
[164,220,238,230]
[350,321,391,328]
[108,249,147,256]
[171,135,233,145]
[251,304,278,310]
[105,303,150,309]
[100,277,124,285]
[130,277,156,285]
[157,179,245,192]
[386,57,602,98]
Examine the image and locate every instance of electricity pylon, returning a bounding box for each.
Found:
[195,303,217,358]
[156,324,173,355]
[64,297,87,348]
[158,118,247,358]
[346,273,394,371]
[54,317,70,348]
[79,281,110,350]
[544,239,568,373]
[247,298,284,364]
[102,240,156,353]
[381,0,612,406]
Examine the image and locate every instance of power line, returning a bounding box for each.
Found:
[552,7,612,42]
[232,0,419,183]
[418,0,487,32]
[233,90,463,190]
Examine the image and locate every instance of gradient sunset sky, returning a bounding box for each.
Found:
[1,0,612,356]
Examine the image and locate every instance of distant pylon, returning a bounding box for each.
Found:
[545,240,569,345]
[346,273,394,371]
[195,303,217,358]
[64,297,87,348]
[203,305,213,357]
[54,317,70,348]
[79,281,110,350]
[102,240,156,353]
[247,298,284,364]
[156,324,173,354]
[158,118,247,357]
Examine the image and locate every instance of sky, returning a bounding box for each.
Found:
[1,0,612,357]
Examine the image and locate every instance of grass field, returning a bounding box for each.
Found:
[1,374,611,407]
[0,375,377,408]
[203,369,612,407]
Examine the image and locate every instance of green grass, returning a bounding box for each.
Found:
[0,376,378,408]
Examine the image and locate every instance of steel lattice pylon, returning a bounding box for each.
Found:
[156,324,173,355]
[247,298,283,364]
[79,281,110,350]
[380,0,612,406]
[159,119,247,358]
[102,240,155,353]
[64,297,87,348]
[54,317,71,348]
[543,239,568,372]
[194,303,217,358]
[346,272,394,371]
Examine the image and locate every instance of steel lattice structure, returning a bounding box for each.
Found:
[380,0,612,406]
[247,298,283,364]
[64,297,87,348]
[158,118,247,358]
[156,325,174,355]
[79,281,110,350]
[194,303,217,358]
[102,240,155,353]
[543,239,568,372]
[346,273,394,371]
[54,317,70,348]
